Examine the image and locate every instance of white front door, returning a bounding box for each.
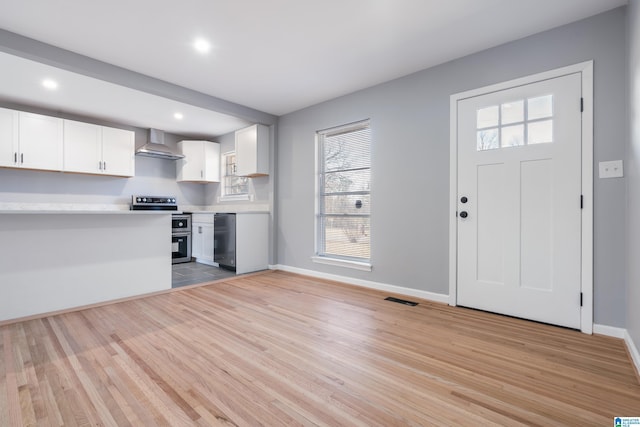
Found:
[456,72,583,329]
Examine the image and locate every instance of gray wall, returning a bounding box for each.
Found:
[627,0,640,356]
[0,101,206,208]
[277,8,628,326]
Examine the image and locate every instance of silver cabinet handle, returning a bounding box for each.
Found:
[103,161,106,171]
[199,226,203,234]
[99,161,102,170]
[14,152,17,164]
[20,153,23,164]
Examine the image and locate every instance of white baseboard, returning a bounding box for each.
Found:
[625,330,640,378]
[593,323,626,338]
[270,264,449,304]
[584,324,640,378]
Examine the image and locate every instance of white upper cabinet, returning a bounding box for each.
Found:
[63,120,101,173]
[100,126,135,177]
[235,124,269,177]
[0,107,19,168]
[176,140,220,182]
[19,113,64,171]
[2,112,64,171]
[63,120,135,177]
[0,107,134,177]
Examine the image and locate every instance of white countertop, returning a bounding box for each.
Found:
[0,202,270,214]
[187,211,270,215]
[0,210,174,214]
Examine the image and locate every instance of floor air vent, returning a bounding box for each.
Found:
[384,297,418,306]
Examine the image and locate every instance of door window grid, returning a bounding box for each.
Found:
[316,120,371,263]
[477,95,553,151]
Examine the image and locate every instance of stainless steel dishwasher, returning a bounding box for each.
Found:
[214,213,236,271]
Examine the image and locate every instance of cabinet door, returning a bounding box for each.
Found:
[192,224,203,259]
[203,141,220,182]
[201,223,215,262]
[235,125,257,177]
[0,108,19,168]
[235,213,269,274]
[63,120,102,174]
[236,124,269,177]
[177,141,204,181]
[102,126,135,177]
[19,112,63,171]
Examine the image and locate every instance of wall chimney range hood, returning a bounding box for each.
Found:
[135,129,184,160]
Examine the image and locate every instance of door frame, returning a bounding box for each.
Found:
[448,61,594,334]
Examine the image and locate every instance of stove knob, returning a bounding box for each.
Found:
[142,198,147,202]
[136,197,141,202]
[172,198,176,203]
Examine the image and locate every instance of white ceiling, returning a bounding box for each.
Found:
[0,0,627,135]
[0,52,252,138]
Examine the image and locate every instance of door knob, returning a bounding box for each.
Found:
[459,211,468,218]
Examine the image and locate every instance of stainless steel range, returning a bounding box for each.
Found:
[130,196,192,264]
[171,213,192,264]
[130,196,178,211]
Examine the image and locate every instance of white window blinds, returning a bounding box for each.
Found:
[317,120,371,262]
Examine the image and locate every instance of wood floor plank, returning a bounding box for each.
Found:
[1,270,639,426]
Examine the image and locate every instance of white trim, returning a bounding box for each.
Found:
[314,119,372,264]
[219,194,251,202]
[625,330,640,378]
[580,62,594,335]
[448,61,594,334]
[272,264,449,304]
[311,256,372,272]
[449,92,459,307]
[593,324,626,339]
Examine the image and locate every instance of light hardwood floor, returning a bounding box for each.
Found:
[1,271,639,426]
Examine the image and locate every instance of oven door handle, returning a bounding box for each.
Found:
[172,232,191,237]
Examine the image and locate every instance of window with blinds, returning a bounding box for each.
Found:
[316,120,371,263]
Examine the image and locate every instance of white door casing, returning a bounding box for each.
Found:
[449,62,593,333]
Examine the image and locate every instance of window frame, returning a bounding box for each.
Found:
[220,151,250,202]
[313,119,372,271]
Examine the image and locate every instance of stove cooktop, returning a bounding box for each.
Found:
[130,195,178,211]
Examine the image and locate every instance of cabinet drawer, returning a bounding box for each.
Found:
[192,213,214,224]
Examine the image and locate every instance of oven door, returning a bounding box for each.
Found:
[172,232,192,264]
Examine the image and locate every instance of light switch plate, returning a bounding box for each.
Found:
[599,160,624,178]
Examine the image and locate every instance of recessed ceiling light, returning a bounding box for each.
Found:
[193,38,211,54]
[174,112,184,120]
[42,79,58,90]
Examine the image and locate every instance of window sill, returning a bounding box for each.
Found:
[219,194,251,202]
[311,256,372,272]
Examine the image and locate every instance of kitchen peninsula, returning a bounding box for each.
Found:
[0,209,171,322]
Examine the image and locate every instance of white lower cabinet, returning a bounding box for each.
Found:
[192,213,215,266]
[235,212,269,274]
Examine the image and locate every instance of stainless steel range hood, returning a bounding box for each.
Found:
[135,129,185,160]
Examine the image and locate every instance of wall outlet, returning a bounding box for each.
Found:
[599,160,623,179]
